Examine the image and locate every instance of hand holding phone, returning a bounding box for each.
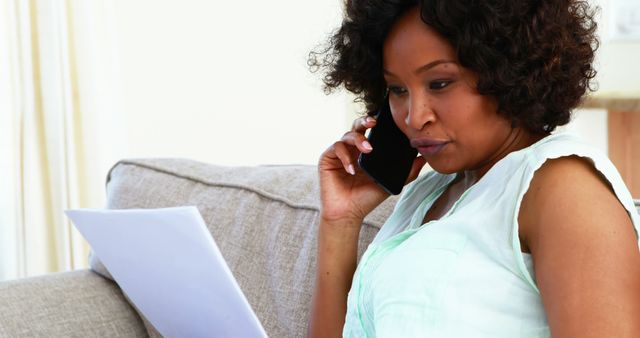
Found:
[358,98,418,195]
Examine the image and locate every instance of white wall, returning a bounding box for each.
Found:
[595,0,640,94]
[112,0,354,166]
[560,109,608,152]
[111,0,639,165]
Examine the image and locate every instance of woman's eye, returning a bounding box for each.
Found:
[429,80,451,90]
[387,86,407,96]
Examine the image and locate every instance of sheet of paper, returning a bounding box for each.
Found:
[65,206,267,338]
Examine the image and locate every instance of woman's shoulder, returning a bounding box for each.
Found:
[525,132,602,161]
[517,132,640,251]
[512,132,620,187]
[517,132,636,218]
[521,132,618,168]
[520,154,615,211]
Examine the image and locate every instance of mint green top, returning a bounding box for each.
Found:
[343,132,640,337]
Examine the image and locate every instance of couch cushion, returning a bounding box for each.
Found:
[0,270,147,337]
[94,158,399,338]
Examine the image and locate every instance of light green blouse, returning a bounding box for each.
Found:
[343,132,640,337]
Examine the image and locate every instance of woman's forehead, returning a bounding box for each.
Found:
[383,7,457,72]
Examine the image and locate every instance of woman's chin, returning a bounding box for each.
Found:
[425,161,460,175]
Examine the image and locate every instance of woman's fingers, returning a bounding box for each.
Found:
[351,115,376,133]
[332,142,357,175]
[320,116,377,176]
[341,130,373,154]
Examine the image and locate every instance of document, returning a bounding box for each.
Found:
[65,206,268,338]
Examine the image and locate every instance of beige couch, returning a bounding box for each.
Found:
[0,158,399,337]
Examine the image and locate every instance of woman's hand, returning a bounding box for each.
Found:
[318,116,426,226]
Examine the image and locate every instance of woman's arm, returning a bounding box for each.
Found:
[519,156,640,337]
[308,116,426,337]
[307,116,388,338]
[308,218,361,337]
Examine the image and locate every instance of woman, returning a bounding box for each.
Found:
[308,0,640,337]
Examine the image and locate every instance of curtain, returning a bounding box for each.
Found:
[0,0,124,281]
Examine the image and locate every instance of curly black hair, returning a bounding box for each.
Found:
[308,0,599,133]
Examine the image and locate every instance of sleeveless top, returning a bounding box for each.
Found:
[342,132,640,338]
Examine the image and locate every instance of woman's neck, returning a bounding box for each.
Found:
[458,128,549,189]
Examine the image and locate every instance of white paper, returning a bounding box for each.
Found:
[65,206,268,338]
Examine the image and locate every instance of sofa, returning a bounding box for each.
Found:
[0,158,400,338]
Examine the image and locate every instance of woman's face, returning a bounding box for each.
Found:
[383,7,516,176]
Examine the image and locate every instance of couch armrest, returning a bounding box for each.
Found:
[0,270,148,337]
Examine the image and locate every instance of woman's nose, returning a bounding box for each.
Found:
[404,96,436,130]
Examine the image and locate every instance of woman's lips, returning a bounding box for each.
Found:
[410,139,449,156]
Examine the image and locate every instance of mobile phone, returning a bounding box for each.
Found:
[357,98,418,195]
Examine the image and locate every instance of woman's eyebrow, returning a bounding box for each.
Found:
[383,59,456,77]
[414,60,456,74]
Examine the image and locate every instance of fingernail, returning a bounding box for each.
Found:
[347,164,355,175]
[362,141,372,151]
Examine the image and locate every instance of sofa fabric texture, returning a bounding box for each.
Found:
[0,270,147,337]
[95,158,399,338]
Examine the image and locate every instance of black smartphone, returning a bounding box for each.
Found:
[358,98,418,195]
